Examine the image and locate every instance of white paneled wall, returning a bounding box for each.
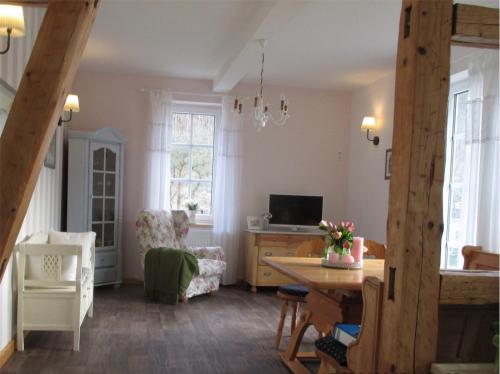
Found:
[0,7,63,351]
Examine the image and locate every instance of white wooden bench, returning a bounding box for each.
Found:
[16,231,95,351]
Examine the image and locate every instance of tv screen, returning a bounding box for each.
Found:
[269,194,323,226]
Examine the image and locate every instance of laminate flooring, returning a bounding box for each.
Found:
[2,285,319,374]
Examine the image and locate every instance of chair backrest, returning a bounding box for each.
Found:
[364,239,386,259]
[136,210,190,268]
[296,238,325,257]
[462,246,500,270]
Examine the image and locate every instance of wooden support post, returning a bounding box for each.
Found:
[452,4,499,49]
[0,0,99,281]
[378,0,452,373]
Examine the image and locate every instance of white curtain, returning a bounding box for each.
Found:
[213,96,244,285]
[144,90,173,210]
[463,51,499,252]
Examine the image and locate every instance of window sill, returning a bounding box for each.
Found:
[189,222,213,228]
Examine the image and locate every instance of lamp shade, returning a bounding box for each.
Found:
[361,116,376,130]
[64,94,80,112]
[0,5,25,37]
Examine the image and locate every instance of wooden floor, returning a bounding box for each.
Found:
[2,285,318,373]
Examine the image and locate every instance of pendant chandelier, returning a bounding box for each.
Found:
[233,39,290,130]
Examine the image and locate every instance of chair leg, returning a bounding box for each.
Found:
[290,301,299,335]
[73,325,80,352]
[275,301,288,349]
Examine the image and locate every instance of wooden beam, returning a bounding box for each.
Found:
[0,0,99,281]
[439,271,499,305]
[452,4,499,49]
[212,1,305,92]
[378,1,452,373]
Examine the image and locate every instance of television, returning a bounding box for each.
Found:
[268,194,323,228]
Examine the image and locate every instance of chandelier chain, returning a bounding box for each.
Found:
[260,50,264,99]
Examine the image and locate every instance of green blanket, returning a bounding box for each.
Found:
[144,247,199,305]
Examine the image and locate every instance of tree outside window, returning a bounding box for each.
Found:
[170,109,216,215]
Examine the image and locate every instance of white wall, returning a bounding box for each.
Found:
[0,8,63,351]
[70,70,352,281]
[345,72,395,244]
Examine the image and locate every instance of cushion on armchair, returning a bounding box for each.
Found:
[198,259,227,277]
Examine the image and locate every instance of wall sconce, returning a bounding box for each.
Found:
[58,94,80,126]
[0,5,25,55]
[361,116,379,146]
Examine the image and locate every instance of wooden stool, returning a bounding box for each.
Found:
[275,238,324,349]
[275,284,309,349]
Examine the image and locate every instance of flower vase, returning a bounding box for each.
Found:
[322,249,363,270]
[188,210,196,222]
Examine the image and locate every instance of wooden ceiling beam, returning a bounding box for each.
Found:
[452,4,499,49]
[0,0,99,281]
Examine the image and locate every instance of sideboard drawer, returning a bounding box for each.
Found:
[95,251,117,268]
[258,246,296,264]
[289,235,324,247]
[256,234,289,247]
[257,266,294,285]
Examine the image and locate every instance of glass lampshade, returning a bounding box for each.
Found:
[361,116,376,130]
[0,5,25,37]
[64,94,80,112]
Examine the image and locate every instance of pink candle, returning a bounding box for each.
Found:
[351,237,364,262]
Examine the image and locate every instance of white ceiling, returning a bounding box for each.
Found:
[80,0,498,91]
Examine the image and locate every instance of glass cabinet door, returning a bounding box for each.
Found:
[90,143,118,249]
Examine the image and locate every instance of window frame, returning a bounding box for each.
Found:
[170,101,221,224]
[441,70,469,269]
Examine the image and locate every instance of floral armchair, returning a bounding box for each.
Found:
[136,209,226,299]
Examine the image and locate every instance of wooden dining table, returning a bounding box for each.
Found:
[262,257,385,374]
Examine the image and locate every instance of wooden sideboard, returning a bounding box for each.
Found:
[244,230,325,292]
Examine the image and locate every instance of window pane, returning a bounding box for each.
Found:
[93,148,104,171]
[93,172,104,196]
[171,146,190,179]
[191,147,213,180]
[92,224,103,248]
[104,198,115,221]
[92,198,103,222]
[170,181,189,210]
[105,173,116,196]
[191,182,212,214]
[455,91,468,134]
[105,149,116,171]
[103,223,114,247]
[192,114,215,145]
[172,113,191,144]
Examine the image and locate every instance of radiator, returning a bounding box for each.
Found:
[186,228,214,247]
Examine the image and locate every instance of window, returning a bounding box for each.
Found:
[442,73,468,269]
[170,104,219,216]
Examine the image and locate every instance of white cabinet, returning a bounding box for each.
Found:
[67,128,126,286]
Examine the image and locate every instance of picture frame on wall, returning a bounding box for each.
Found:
[44,130,57,169]
[385,148,392,180]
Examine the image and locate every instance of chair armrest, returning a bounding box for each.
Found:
[189,246,225,261]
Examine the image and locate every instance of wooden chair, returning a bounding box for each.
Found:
[462,245,499,270]
[363,239,386,259]
[275,238,324,349]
